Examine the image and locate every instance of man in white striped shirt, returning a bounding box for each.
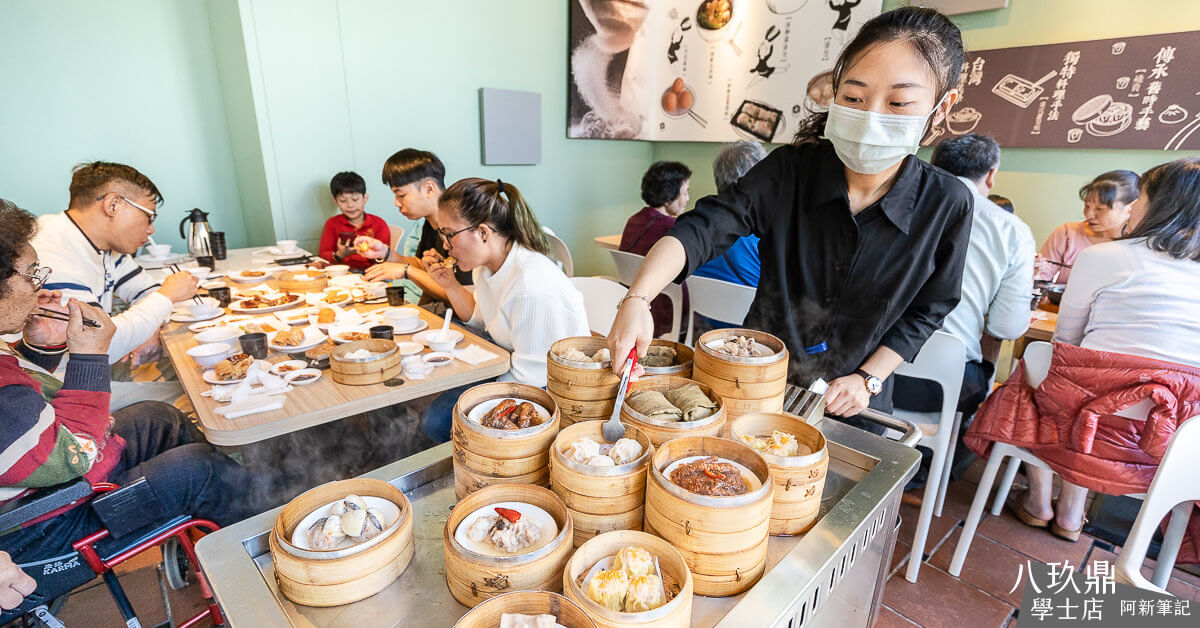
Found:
[30,162,198,375]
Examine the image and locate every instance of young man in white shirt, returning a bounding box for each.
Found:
[29,162,199,405]
[895,134,1036,482]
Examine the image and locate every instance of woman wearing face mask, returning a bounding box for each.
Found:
[607,7,974,421]
[1035,170,1139,283]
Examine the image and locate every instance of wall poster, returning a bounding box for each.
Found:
[567,0,883,142]
[934,30,1200,150]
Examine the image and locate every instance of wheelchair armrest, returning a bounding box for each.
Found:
[0,481,93,534]
[91,478,167,540]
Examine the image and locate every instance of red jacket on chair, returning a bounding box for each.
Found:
[964,342,1200,564]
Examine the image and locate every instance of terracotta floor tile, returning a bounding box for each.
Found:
[898,500,962,561]
[875,605,920,628]
[54,565,207,626]
[891,539,913,576]
[976,508,1092,568]
[882,567,1014,628]
[930,527,1033,606]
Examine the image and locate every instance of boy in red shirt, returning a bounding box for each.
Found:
[317,171,389,270]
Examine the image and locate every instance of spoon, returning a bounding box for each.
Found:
[603,349,639,442]
[438,308,454,342]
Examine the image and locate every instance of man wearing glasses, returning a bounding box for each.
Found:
[29,162,198,407]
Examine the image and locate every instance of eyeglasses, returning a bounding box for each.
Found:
[98,193,157,223]
[16,262,51,290]
[438,224,477,248]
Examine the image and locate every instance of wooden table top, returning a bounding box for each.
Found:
[594,234,621,250]
[1025,310,1058,342]
[161,275,510,446]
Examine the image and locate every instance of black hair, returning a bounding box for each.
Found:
[640,161,692,208]
[381,149,446,190]
[330,171,367,198]
[1079,170,1140,208]
[793,6,964,144]
[1123,158,1200,261]
[0,199,39,297]
[987,194,1015,213]
[713,142,767,192]
[438,178,550,256]
[931,133,1000,181]
[68,161,163,208]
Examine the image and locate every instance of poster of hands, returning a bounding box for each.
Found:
[932,30,1200,150]
[568,0,882,142]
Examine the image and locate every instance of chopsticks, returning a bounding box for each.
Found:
[35,308,101,328]
[169,263,205,305]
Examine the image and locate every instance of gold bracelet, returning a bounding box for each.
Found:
[617,293,651,310]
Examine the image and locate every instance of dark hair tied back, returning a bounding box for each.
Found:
[439,178,550,256]
[793,6,964,144]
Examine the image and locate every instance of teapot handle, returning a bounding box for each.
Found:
[179,213,189,239]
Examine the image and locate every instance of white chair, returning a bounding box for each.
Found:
[681,275,756,346]
[542,226,574,277]
[387,224,406,260]
[1116,416,1200,593]
[889,331,966,582]
[569,276,627,336]
[607,249,683,341]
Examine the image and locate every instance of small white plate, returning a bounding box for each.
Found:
[395,341,423,356]
[422,352,454,367]
[452,502,558,558]
[467,398,551,426]
[229,294,305,314]
[228,269,274,283]
[284,368,323,386]
[201,360,272,384]
[200,280,227,290]
[330,327,372,344]
[275,308,315,326]
[271,360,308,376]
[188,316,252,333]
[286,496,402,560]
[267,327,327,353]
[171,309,224,323]
[662,455,763,493]
[194,327,242,344]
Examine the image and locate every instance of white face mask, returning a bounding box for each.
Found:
[825,102,941,175]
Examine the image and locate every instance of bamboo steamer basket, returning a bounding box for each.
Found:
[275,270,328,293]
[451,383,560,499]
[643,436,773,597]
[620,376,726,447]
[548,392,616,428]
[693,329,788,419]
[455,591,597,628]
[640,340,693,378]
[549,421,654,546]
[563,530,693,628]
[269,478,414,607]
[443,484,574,608]
[729,412,829,535]
[549,338,692,425]
[329,339,401,385]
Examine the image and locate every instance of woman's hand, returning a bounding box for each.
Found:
[421,249,459,289]
[65,299,116,355]
[607,298,654,375]
[352,236,389,260]
[823,374,871,417]
[0,550,35,611]
[23,289,66,347]
[364,262,404,282]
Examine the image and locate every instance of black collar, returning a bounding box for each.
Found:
[810,142,921,235]
[63,210,104,254]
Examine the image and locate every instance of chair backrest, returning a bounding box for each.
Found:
[388,224,406,257]
[682,275,757,345]
[542,226,574,277]
[1023,341,1151,421]
[569,276,627,336]
[608,249,643,286]
[893,330,967,427]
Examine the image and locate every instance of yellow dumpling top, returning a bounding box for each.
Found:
[613,545,655,578]
[586,569,629,612]
[625,574,665,612]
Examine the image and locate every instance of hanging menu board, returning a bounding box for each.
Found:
[935,30,1200,150]
[567,0,882,142]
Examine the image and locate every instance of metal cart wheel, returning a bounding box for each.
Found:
[162,538,190,590]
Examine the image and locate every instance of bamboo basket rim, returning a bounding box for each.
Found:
[564,530,692,623]
[549,337,614,370]
[640,340,693,376]
[454,383,559,440]
[729,412,829,469]
[453,590,597,628]
[272,478,410,558]
[649,436,772,508]
[696,328,787,366]
[444,484,571,567]
[331,338,397,363]
[551,421,653,477]
[623,377,724,430]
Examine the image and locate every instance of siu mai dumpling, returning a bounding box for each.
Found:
[586,454,616,467]
[499,613,567,628]
[625,574,665,612]
[609,438,643,465]
[612,545,654,578]
[586,569,629,612]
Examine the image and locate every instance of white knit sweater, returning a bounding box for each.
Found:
[468,244,589,387]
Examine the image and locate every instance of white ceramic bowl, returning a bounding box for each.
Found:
[276,239,299,254]
[325,264,349,277]
[194,327,241,344]
[383,307,420,329]
[415,329,463,353]
[186,342,233,368]
[147,244,172,259]
[271,360,308,376]
[187,298,222,318]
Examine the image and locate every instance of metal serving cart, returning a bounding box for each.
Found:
[195,406,920,627]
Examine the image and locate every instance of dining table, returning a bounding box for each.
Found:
[593,233,621,250]
[156,247,511,446]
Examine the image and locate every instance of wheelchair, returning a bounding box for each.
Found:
[0,478,223,627]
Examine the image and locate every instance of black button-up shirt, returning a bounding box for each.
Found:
[670,140,973,407]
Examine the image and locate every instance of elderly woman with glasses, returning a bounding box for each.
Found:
[0,199,265,594]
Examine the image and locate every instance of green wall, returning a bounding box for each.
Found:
[0,0,249,250]
[653,0,1200,249]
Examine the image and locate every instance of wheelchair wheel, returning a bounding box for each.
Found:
[162,538,190,590]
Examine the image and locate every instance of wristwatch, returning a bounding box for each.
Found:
[854,368,883,396]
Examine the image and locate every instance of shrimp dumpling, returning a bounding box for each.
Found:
[612,545,654,578]
[569,438,601,464]
[609,438,643,465]
[306,516,345,550]
[586,569,629,612]
[625,574,665,612]
[586,454,616,467]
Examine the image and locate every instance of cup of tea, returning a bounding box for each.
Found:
[369,325,395,340]
[196,256,215,269]
[276,239,299,254]
[386,285,406,306]
[239,332,269,359]
[207,286,232,307]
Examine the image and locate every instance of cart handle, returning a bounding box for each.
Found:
[854,408,923,448]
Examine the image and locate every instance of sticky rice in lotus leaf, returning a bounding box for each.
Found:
[626,390,683,422]
[663,383,718,422]
[639,345,677,368]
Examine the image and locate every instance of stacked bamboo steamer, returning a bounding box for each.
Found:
[729,412,829,535]
[620,376,725,446]
[563,530,694,628]
[549,421,654,546]
[643,436,774,597]
[455,591,597,628]
[548,338,691,427]
[692,329,788,419]
[268,478,414,607]
[329,339,402,385]
[275,269,328,292]
[451,383,560,499]
[443,484,575,607]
